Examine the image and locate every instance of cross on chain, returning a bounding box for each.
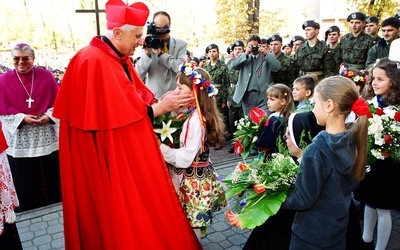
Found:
[26,97,34,108]
[75,0,105,36]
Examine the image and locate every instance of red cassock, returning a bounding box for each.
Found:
[53,37,202,250]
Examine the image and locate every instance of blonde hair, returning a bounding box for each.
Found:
[176,68,225,147]
[315,76,368,181]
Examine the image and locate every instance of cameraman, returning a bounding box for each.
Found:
[136,11,187,99]
[231,34,281,115]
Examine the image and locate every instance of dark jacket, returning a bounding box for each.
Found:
[282,130,359,248]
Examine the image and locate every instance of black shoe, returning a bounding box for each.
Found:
[214,146,223,150]
[228,147,234,154]
[361,240,374,250]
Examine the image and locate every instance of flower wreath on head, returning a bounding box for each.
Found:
[179,62,218,97]
[339,63,367,84]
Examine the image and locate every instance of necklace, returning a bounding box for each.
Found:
[15,68,34,108]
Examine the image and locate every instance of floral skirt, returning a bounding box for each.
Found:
[170,165,227,228]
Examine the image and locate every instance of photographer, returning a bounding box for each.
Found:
[231,34,281,115]
[136,11,187,99]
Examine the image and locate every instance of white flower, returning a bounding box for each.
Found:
[371,149,385,160]
[154,120,177,142]
[252,136,258,143]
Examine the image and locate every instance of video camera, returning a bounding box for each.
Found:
[144,22,170,49]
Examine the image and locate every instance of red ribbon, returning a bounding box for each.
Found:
[351,98,372,118]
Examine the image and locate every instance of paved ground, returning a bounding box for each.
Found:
[15,140,400,249]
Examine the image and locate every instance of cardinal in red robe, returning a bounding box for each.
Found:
[53,1,201,249]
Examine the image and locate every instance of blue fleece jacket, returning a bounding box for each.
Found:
[281,130,359,248]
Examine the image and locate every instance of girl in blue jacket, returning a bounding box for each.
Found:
[282,76,370,249]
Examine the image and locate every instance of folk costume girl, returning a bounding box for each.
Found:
[158,64,227,239]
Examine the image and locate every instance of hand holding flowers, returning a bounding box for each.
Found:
[232,107,268,159]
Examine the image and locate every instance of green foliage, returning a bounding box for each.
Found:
[346,0,400,19]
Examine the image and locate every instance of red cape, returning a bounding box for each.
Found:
[53,37,201,249]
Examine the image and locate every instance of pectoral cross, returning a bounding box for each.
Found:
[26,97,34,108]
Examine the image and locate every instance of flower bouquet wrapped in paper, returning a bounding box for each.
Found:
[222,141,300,229]
[232,107,268,159]
[367,102,400,164]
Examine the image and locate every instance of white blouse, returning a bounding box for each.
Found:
[160,111,204,168]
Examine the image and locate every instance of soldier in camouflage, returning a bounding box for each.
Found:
[204,44,230,148]
[292,20,337,81]
[365,16,381,45]
[290,35,305,55]
[340,12,374,70]
[325,25,342,72]
[269,34,297,88]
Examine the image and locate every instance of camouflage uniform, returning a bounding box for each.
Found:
[292,40,337,81]
[226,59,243,135]
[272,53,297,88]
[326,45,342,74]
[340,32,374,70]
[204,60,230,131]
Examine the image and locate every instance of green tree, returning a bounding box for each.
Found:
[347,0,400,19]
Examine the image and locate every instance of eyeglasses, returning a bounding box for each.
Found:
[13,56,31,62]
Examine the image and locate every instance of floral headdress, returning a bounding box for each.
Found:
[179,62,218,135]
[339,63,367,84]
[179,62,218,97]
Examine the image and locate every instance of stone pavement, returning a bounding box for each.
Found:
[15,140,400,249]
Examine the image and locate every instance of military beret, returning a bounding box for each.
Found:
[270,34,283,42]
[190,57,200,65]
[199,55,207,61]
[290,35,305,46]
[282,43,292,50]
[366,16,379,24]
[347,12,366,22]
[324,25,340,41]
[232,40,245,50]
[206,44,219,53]
[327,25,340,34]
[302,20,320,30]
[227,44,233,54]
[261,38,269,44]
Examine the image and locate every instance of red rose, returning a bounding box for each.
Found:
[234,140,243,155]
[385,135,393,145]
[394,112,400,122]
[375,108,385,116]
[249,107,267,125]
[254,184,266,194]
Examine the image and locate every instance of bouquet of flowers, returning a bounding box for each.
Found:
[154,110,191,148]
[232,107,268,159]
[367,102,400,164]
[223,141,300,229]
